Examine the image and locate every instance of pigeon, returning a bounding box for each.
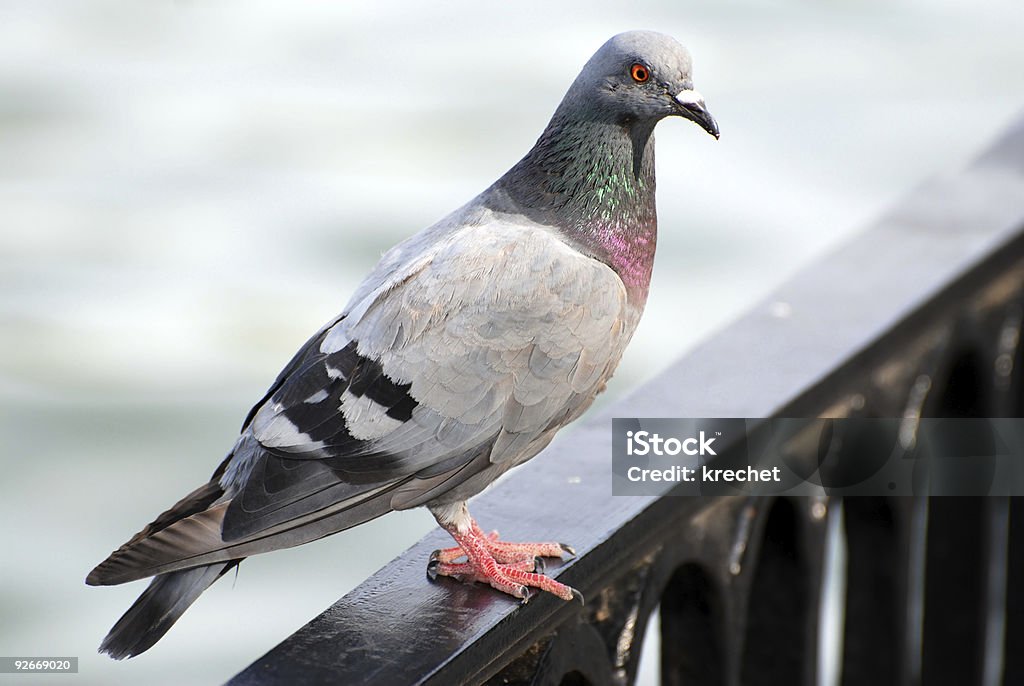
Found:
[87,29,718,659]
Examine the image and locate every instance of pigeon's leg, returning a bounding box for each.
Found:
[431,520,574,565]
[428,504,581,603]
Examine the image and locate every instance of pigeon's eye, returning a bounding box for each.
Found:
[630,64,650,83]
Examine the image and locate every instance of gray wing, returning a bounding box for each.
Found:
[90,211,634,584]
[225,211,631,538]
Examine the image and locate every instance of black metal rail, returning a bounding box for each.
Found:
[229,115,1024,686]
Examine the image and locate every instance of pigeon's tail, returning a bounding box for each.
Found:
[88,449,237,588]
[99,560,241,660]
[90,454,240,659]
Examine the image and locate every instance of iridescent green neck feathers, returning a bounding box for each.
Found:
[486,115,659,301]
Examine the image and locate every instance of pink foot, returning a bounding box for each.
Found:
[428,519,581,603]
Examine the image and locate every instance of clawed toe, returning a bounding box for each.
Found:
[428,516,579,603]
[427,558,580,604]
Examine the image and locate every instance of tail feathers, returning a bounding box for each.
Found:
[87,503,230,586]
[87,471,229,587]
[99,560,240,660]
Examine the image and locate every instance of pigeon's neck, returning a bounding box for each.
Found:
[489,114,659,303]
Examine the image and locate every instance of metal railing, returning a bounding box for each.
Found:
[228,115,1024,686]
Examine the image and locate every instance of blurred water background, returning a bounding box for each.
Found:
[1,1,1022,684]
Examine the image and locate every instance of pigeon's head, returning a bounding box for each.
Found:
[564,31,719,139]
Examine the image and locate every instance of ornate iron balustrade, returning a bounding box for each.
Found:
[228,116,1024,686]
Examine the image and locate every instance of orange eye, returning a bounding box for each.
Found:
[630,63,649,82]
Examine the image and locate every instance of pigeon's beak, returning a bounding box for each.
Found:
[673,89,719,139]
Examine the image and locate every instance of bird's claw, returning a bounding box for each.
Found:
[428,518,581,603]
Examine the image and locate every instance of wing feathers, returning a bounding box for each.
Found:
[93,217,634,590]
